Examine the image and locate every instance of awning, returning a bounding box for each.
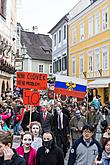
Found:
[88,78,110,88]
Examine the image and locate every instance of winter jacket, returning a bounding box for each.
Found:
[36,145,64,165]
[68,136,102,165]
[16,146,36,165]
[0,152,25,165]
[101,151,110,165]
[69,116,86,140]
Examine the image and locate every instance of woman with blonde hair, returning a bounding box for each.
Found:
[29,121,42,151]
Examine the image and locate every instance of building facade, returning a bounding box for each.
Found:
[49,14,68,76]
[15,24,52,78]
[0,0,17,95]
[68,0,110,103]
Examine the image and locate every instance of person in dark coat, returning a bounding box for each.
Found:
[21,106,41,131]
[0,131,25,165]
[53,102,70,157]
[36,131,64,165]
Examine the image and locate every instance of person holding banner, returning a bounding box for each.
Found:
[21,106,41,132]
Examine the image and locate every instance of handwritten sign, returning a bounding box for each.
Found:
[23,90,40,106]
[16,72,47,90]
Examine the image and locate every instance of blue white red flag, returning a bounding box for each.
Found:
[54,75,87,99]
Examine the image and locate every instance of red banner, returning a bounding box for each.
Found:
[16,72,47,90]
[23,90,40,106]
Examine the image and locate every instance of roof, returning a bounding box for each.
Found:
[21,31,52,61]
[48,14,69,34]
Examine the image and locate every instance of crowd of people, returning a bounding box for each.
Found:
[0,88,110,164]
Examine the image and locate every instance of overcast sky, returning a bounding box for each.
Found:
[17,0,80,34]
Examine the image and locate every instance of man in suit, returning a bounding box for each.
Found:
[40,103,53,133]
[53,101,70,157]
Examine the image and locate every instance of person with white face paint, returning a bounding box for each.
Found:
[16,131,37,165]
[29,121,42,151]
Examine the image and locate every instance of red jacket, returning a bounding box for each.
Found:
[16,146,37,165]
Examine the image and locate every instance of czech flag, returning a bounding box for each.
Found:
[54,75,87,99]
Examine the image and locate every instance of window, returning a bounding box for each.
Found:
[88,17,93,38]
[95,12,100,34]
[58,59,61,72]
[72,27,77,44]
[94,48,100,71]
[88,51,93,72]
[63,25,66,40]
[53,34,56,47]
[53,62,56,73]
[102,46,108,70]
[80,22,84,41]
[62,55,67,70]
[102,7,108,31]
[38,64,44,73]
[0,0,7,19]
[58,30,61,43]
[80,54,84,73]
[72,57,76,75]
[49,65,52,74]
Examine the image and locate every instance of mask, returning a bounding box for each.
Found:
[22,134,32,148]
[43,139,53,149]
[32,125,39,136]
[56,107,61,114]
[75,114,80,119]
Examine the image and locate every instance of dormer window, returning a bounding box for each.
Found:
[41,47,51,54]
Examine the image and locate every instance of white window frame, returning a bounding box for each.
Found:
[80,22,84,41]
[95,12,100,35]
[49,64,52,74]
[72,27,77,45]
[94,48,100,71]
[79,54,84,73]
[38,64,44,73]
[88,51,93,72]
[102,45,109,70]
[88,16,93,38]
[102,7,109,31]
[72,56,76,75]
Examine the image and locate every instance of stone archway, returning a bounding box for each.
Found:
[1,80,5,94]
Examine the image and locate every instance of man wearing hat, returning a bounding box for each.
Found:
[69,109,86,142]
[68,124,102,165]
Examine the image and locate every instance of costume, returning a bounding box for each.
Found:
[36,145,64,165]
[16,146,36,165]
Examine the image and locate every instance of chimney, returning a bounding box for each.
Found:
[32,26,38,34]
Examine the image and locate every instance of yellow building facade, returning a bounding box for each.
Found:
[69,0,110,104]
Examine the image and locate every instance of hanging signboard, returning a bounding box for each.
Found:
[16,72,47,90]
